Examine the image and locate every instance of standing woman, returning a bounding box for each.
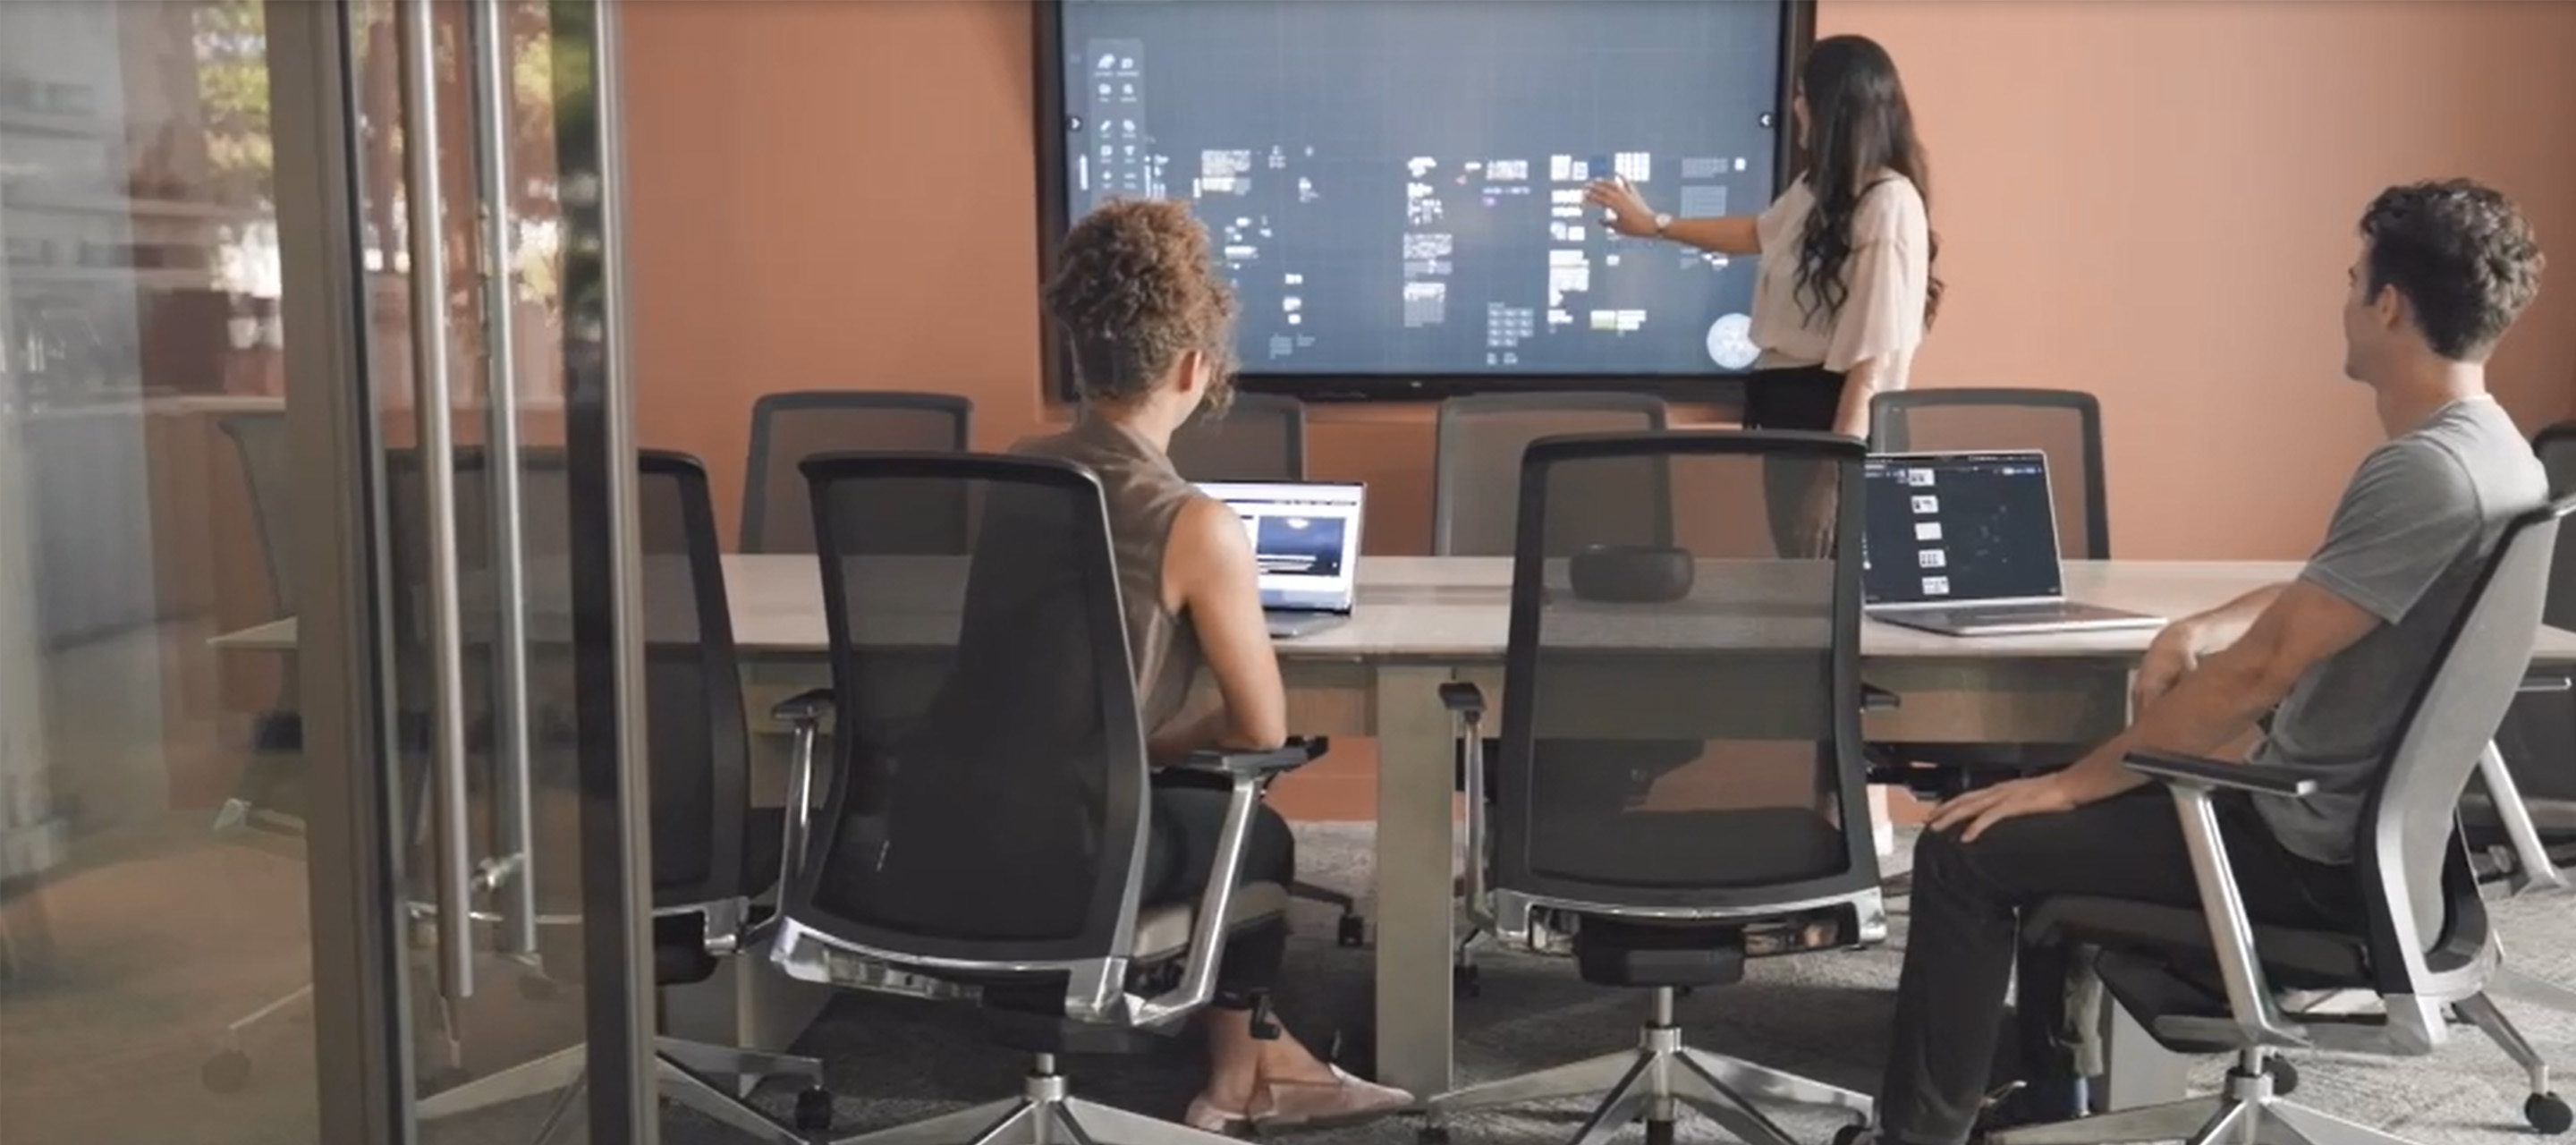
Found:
[1588,34,1939,542]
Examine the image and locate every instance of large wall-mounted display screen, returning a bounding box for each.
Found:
[1037,0,1809,400]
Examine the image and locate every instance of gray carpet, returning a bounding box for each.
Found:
[452,824,2576,1144]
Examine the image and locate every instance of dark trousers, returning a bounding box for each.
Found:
[1142,785,1296,1010]
[1877,790,2360,1145]
[1742,366,1849,556]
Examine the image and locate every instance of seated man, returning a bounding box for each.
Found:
[1863,179,2550,1145]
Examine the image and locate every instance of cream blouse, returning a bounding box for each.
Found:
[1747,173,1931,377]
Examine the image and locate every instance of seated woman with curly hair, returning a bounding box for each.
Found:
[1013,199,1413,1134]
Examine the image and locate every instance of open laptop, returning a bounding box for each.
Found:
[1197,480,1367,638]
[1860,451,2164,637]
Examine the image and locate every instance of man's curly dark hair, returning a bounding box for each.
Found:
[2360,179,2545,361]
[1044,199,1238,407]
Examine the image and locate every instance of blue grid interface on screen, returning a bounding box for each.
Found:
[1053,0,1787,379]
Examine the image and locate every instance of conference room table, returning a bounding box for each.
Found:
[215,555,2576,1105]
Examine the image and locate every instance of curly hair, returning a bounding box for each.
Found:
[2359,179,2545,360]
[1044,199,1238,407]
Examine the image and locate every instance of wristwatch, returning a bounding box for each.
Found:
[1653,212,1674,235]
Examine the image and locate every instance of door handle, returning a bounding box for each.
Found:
[398,0,477,1003]
[469,0,539,962]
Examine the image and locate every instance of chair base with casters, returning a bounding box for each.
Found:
[1290,878,1368,947]
[834,1053,1239,1145]
[1993,1046,2402,1145]
[415,1037,831,1144]
[1426,983,1871,1145]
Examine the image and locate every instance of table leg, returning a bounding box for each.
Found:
[1372,665,1457,1100]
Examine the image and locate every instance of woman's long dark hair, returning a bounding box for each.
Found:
[1792,35,1944,329]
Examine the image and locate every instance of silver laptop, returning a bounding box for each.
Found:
[1860,451,2163,637]
[1198,480,1366,639]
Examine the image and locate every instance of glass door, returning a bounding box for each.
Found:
[325,0,659,1141]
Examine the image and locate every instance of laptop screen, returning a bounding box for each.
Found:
[1860,451,2063,606]
[1197,481,1366,612]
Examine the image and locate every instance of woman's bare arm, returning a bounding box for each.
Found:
[1151,496,1288,763]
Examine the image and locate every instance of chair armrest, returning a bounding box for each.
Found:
[2521,669,2574,694]
[2124,750,2317,800]
[1861,683,1901,713]
[1438,682,1486,718]
[2147,770,2309,1048]
[1177,737,1327,779]
[769,687,834,725]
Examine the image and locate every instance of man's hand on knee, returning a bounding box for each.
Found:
[1926,774,2078,843]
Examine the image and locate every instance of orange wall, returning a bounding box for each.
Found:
[622,0,2576,817]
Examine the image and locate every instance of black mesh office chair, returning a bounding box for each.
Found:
[1432,393,1672,992]
[1166,392,1308,484]
[203,413,445,1088]
[768,453,1322,1145]
[1990,493,2575,1145]
[1433,393,1672,556]
[212,411,308,837]
[394,451,831,1141]
[1426,431,1882,1145]
[2445,422,2576,1133]
[1866,388,2111,798]
[740,391,973,553]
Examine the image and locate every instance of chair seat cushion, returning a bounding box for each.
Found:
[1532,806,1846,889]
[2458,793,2576,844]
[2024,896,2371,990]
[1132,881,1291,961]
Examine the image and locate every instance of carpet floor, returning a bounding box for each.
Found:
[434,823,2576,1145]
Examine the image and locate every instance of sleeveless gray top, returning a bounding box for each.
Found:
[1013,416,1207,734]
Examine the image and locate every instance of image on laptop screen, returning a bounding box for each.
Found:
[1860,452,2063,606]
[1198,481,1367,612]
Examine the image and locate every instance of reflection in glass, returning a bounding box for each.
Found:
[0,2,315,1143]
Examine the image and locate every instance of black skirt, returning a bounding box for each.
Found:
[1741,364,1849,432]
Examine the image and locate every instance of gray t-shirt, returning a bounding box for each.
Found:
[2254,397,2547,865]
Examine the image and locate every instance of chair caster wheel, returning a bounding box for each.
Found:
[1452,964,1480,998]
[1417,1123,1451,1143]
[2262,1057,2298,1096]
[2527,1092,2572,1135]
[1831,1124,1871,1145]
[1643,1118,1676,1145]
[518,975,557,1002]
[794,1087,836,1132]
[1337,915,1366,947]
[202,1048,252,1092]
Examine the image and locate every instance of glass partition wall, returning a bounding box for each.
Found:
[0,2,657,1142]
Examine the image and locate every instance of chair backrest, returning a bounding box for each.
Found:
[1870,388,2112,559]
[382,449,756,912]
[2358,492,2572,998]
[1435,392,1670,556]
[2492,422,2576,803]
[217,411,295,615]
[1489,430,1879,915]
[740,391,973,553]
[1167,392,1307,481]
[779,452,1152,971]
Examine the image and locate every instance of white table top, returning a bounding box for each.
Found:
[210,554,2576,664]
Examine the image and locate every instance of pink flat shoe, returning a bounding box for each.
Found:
[1183,1094,1250,1136]
[1248,1066,1416,1132]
